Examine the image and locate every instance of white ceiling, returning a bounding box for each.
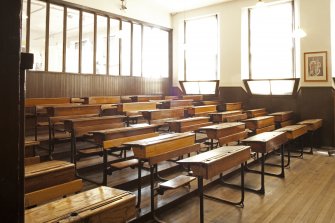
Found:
[134,0,234,14]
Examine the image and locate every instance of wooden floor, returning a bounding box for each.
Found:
[144,151,335,223]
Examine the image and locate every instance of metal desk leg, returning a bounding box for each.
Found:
[198,176,204,223]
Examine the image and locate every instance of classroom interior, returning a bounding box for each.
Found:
[2,0,335,222]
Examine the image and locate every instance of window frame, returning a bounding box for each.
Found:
[243,78,300,96]
[25,0,171,78]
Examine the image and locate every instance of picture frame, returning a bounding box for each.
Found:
[304,51,328,82]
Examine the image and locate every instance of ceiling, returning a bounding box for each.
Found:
[136,0,234,14]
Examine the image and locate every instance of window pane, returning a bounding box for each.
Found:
[109,18,120,75]
[183,82,201,94]
[270,80,295,95]
[185,15,218,80]
[66,8,79,73]
[121,21,131,76]
[143,27,169,77]
[132,24,142,76]
[250,3,293,79]
[248,80,271,95]
[48,4,63,72]
[96,15,107,75]
[81,12,94,74]
[30,0,46,71]
[22,0,28,52]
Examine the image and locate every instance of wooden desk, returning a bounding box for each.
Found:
[297,119,322,153]
[63,116,126,163]
[225,102,242,111]
[209,110,243,123]
[117,102,157,126]
[181,95,203,101]
[25,160,76,193]
[83,96,121,104]
[269,111,295,128]
[130,95,163,102]
[200,122,246,148]
[166,117,212,133]
[46,104,102,117]
[124,133,200,219]
[246,108,267,118]
[241,132,288,194]
[243,116,275,134]
[141,108,185,125]
[186,105,217,117]
[25,186,136,223]
[275,125,308,162]
[178,146,250,223]
[90,124,159,185]
[169,99,193,108]
[25,140,40,165]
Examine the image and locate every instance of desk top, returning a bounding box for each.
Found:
[90,123,158,136]
[242,132,287,153]
[165,116,209,123]
[124,132,194,147]
[243,116,274,121]
[199,122,245,130]
[25,186,136,223]
[297,119,322,131]
[178,146,250,165]
[274,124,307,133]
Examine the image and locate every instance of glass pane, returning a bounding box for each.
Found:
[183,82,200,94]
[270,80,295,95]
[250,3,293,79]
[132,24,142,76]
[185,15,218,80]
[81,12,94,74]
[109,18,120,75]
[121,21,131,76]
[248,80,271,95]
[48,4,63,72]
[96,15,107,75]
[198,82,217,94]
[21,0,28,52]
[66,8,79,73]
[143,27,169,77]
[30,0,46,71]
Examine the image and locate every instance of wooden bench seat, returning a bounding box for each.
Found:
[158,175,196,190]
[110,158,139,170]
[25,179,83,208]
[25,160,76,193]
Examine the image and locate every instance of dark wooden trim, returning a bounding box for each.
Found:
[183,20,186,81]
[119,19,123,76]
[141,23,144,77]
[26,0,31,52]
[168,29,173,95]
[130,22,134,76]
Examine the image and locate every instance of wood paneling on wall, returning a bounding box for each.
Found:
[297,87,334,146]
[26,71,169,98]
[219,86,334,146]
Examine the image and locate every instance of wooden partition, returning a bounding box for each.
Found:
[26,72,169,98]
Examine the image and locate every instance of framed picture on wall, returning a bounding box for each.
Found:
[304,51,328,82]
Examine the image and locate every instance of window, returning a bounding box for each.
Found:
[132,23,142,76]
[30,0,46,71]
[81,12,94,74]
[245,79,297,95]
[121,21,131,76]
[66,8,79,73]
[184,15,218,81]
[48,4,64,72]
[24,0,170,77]
[180,80,219,95]
[249,2,294,79]
[96,15,107,75]
[143,27,169,77]
[109,18,120,75]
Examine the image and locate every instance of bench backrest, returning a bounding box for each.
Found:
[46,104,102,117]
[84,96,121,104]
[117,102,157,112]
[25,97,71,107]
